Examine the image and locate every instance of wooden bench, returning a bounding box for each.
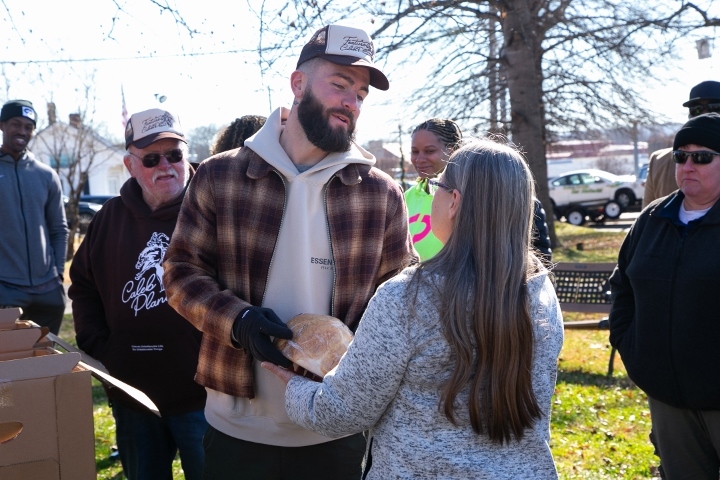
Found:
[552,262,618,376]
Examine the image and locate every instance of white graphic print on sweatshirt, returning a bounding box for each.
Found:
[122,232,169,316]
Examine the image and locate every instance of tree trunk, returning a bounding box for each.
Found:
[65,201,79,261]
[501,0,560,248]
[66,230,79,261]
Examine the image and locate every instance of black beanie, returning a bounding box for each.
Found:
[0,100,37,125]
[674,112,720,152]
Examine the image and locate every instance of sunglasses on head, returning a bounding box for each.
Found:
[129,149,184,168]
[672,150,720,165]
[689,103,720,117]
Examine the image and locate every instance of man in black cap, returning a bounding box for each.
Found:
[643,80,720,208]
[164,24,416,479]
[0,99,68,334]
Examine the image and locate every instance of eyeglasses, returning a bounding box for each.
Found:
[129,149,184,168]
[427,178,455,192]
[689,103,720,117]
[672,150,720,165]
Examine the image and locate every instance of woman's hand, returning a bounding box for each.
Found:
[261,362,323,384]
[261,361,299,385]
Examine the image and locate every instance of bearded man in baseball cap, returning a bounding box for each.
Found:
[162,25,416,480]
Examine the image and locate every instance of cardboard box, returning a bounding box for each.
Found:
[0,307,22,328]
[0,308,161,479]
[0,351,96,480]
[0,346,54,362]
[45,333,160,416]
[0,328,44,354]
[0,308,46,335]
[0,310,158,416]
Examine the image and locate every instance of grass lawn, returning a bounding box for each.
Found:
[552,222,627,263]
[555,321,658,479]
[59,221,660,479]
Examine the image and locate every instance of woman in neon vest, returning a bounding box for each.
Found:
[405,118,463,260]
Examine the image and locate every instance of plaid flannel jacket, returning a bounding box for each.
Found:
[164,147,418,398]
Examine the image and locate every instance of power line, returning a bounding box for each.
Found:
[0,48,268,65]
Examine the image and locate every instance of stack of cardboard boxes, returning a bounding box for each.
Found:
[0,307,95,479]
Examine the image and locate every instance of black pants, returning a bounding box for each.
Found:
[0,282,66,334]
[649,396,720,479]
[201,425,366,480]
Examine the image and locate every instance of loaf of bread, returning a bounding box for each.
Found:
[273,313,353,377]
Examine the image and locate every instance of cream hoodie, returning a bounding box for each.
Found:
[204,107,375,446]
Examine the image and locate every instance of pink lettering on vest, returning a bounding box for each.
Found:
[408,213,432,243]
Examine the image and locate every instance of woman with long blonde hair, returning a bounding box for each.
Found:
[264,138,564,479]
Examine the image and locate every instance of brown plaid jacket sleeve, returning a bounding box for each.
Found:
[164,150,284,397]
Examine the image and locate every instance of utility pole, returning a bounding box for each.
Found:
[632,121,639,177]
[398,124,406,190]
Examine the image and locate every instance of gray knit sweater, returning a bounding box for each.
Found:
[285,267,564,479]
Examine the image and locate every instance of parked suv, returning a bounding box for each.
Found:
[548,169,642,226]
[80,194,117,205]
[63,196,102,233]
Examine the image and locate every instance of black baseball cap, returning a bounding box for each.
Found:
[683,81,720,107]
[296,25,389,91]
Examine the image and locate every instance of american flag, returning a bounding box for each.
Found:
[121,86,129,128]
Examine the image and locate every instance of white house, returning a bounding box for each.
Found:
[30,107,128,196]
[364,140,412,179]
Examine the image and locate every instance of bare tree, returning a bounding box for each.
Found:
[4,0,718,247]
[254,0,719,246]
[594,157,629,175]
[187,124,219,164]
[31,86,122,259]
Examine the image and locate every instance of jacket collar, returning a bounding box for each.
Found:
[244,148,365,186]
[0,149,31,164]
[653,190,720,226]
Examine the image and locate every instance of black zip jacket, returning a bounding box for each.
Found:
[609,191,720,409]
[533,198,552,261]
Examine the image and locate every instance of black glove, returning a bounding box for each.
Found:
[231,306,293,369]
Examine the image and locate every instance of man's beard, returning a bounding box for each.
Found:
[297,87,356,153]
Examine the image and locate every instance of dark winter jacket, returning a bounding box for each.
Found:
[533,198,552,261]
[609,191,720,409]
[69,173,205,415]
[0,149,68,286]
